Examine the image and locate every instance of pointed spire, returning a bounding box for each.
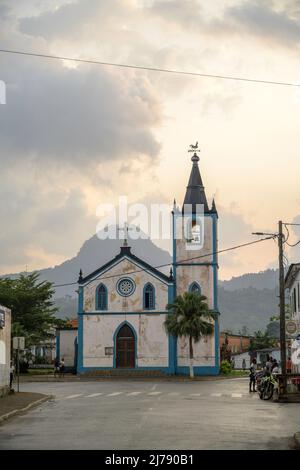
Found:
[211,198,217,212]
[78,269,83,283]
[169,267,174,282]
[183,151,209,213]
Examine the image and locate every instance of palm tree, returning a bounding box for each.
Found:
[164,292,217,378]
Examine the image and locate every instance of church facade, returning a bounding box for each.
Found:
[77,152,220,375]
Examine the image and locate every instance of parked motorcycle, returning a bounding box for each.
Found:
[259,372,278,400]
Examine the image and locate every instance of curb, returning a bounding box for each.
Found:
[0,395,53,425]
[294,432,300,449]
[20,375,248,383]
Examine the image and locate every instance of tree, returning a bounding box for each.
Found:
[0,272,60,347]
[249,330,277,352]
[164,292,217,378]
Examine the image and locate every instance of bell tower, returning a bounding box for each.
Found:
[171,146,219,374]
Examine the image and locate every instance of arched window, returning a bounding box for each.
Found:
[189,282,201,295]
[144,283,155,310]
[96,283,108,310]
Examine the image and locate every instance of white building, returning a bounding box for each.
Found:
[0,305,11,396]
[285,263,300,373]
[77,152,220,375]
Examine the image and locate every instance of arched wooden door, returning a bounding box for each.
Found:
[116,324,135,368]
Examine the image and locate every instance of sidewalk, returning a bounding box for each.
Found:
[0,392,52,424]
[19,373,248,383]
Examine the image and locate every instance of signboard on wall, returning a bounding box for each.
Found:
[0,308,5,328]
[13,337,25,350]
[105,347,114,356]
[286,320,297,336]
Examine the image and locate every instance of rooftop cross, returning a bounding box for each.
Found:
[117,222,137,247]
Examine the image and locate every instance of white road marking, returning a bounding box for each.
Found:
[150,384,157,391]
[189,393,202,397]
[210,393,222,397]
[106,392,123,397]
[64,394,83,400]
[127,391,143,396]
[232,393,243,398]
[148,391,162,396]
[168,392,180,396]
[85,393,103,398]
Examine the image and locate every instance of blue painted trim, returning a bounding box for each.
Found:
[78,366,173,373]
[212,213,220,369]
[143,282,155,310]
[176,366,219,376]
[81,255,171,286]
[77,365,218,376]
[171,210,178,373]
[168,283,176,374]
[176,262,218,266]
[113,321,137,369]
[95,283,108,311]
[77,286,84,372]
[56,331,60,361]
[79,311,168,315]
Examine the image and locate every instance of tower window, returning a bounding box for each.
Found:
[144,283,155,309]
[96,283,108,310]
[189,282,201,295]
[185,217,203,245]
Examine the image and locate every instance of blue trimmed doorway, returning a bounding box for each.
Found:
[116,324,136,368]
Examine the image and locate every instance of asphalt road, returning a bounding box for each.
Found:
[0,378,299,450]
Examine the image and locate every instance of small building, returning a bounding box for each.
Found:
[0,305,11,397]
[231,348,281,370]
[220,332,251,355]
[56,321,78,372]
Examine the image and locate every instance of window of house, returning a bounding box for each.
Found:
[189,282,201,295]
[144,283,155,309]
[96,283,108,310]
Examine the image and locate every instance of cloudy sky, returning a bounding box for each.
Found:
[0,0,300,279]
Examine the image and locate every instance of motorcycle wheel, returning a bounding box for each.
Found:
[263,384,274,400]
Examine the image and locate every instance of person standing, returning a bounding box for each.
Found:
[54,357,60,377]
[265,355,272,373]
[60,358,65,378]
[249,358,257,392]
[9,361,15,390]
[286,357,292,374]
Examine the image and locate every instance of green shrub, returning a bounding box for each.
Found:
[220,360,232,375]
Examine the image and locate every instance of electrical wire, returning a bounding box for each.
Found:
[284,222,300,247]
[52,235,275,287]
[1,48,300,88]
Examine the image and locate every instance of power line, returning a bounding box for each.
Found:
[52,235,274,287]
[1,48,300,88]
[284,223,300,247]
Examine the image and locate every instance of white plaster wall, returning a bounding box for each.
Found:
[0,307,11,392]
[59,330,77,367]
[83,258,169,313]
[177,335,216,367]
[83,314,168,368]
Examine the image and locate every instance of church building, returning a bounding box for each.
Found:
[77,151,220,375]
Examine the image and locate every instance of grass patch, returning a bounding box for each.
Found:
[26,369,54,375]
[221,370,249,377]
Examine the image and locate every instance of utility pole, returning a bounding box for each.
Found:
[278,220,287,396]
[253,222,287,397]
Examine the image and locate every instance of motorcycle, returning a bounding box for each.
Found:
[259,372,278,400]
